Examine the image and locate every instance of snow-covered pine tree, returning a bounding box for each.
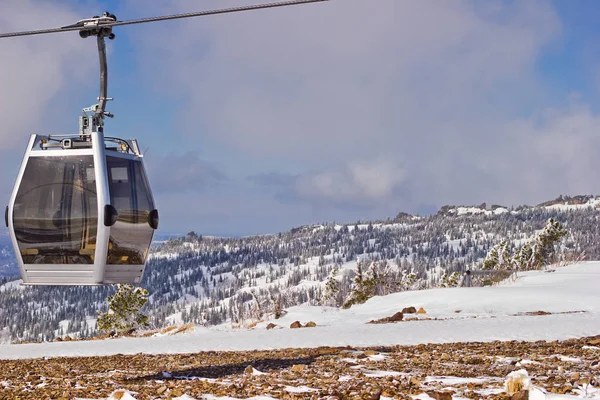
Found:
[529,218,568,270]
[343,260,373,308]
[322,266,341,307]
[498,240,512,269]
[439,271,449,288]
[514,243,533,270]
[482,243,500,270]
[97,284,149,335]
[272,293,283,319]
[400,269,417,291]
[446,271,460,287]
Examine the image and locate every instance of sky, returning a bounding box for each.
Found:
[2,0,600,237]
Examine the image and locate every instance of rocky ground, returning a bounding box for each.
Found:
[0,335,599,400]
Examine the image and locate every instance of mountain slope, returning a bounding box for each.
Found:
[0,195,599,343]
[1,262,599,358]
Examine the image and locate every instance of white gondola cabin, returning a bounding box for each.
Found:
[5,132,158,285]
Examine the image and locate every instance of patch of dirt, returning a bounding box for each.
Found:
[1,336,599,399]
[512,310,587,317]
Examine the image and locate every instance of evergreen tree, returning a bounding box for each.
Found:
[97,284,149,335]
[400,270,417,290]
[439,272,449,287]
[343,261,373,308]
[482,243,500,270]
[322,266,341,307]
[445,271,460,287]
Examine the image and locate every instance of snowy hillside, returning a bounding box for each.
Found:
[1,262,599,359]
[1,194,600,343]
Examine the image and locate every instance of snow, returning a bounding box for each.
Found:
[544,197,600,211]
[1,262,600,361]
[0,279,23,292]
[425,376,497,385]
[284,385,318,393]
[443,197,600,216]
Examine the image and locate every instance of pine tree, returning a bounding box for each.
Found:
[515,243,533,270]
[446,271,460,287]
[498,240,512,269]
[343,261,373,308]
[322,266,341,307]
[97,284,149,335]
[529,218,568,270]
[482,243,500,270]
[273,293,283,319]
[400,270,417,291]
[439,272,449,287]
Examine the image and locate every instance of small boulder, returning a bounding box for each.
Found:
[244,365,254,375]
[291,364,306,372]
[402,306,417,314]
[511,390,529,400]
[156,386,168,395]
[63,336,72,341]
[417,307,427,314]
[304,321,317,328]
[410,376,421,386]
[266,323,277,330]
[588,335,600,346]
[427,391,453,400]
[290,321,302,329]
[389,312,404,322]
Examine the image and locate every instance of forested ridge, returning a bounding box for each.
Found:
[0,194,598,343]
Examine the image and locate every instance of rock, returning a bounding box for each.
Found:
[63,336,72,341]
[304,321,317,328]
[54,337,63,342]
[365,388,382,399]
[402,306,417,314]
[290,321,302,329]
[156,385,167,394]
[527,311,551,316]
[417,307,427,314]
[427,391,453,400]
[588,335,600,346]
[291,364,306,372]
[571,372,580,382]
[266,323,277,330]
[244,365,254,375]
[410,376,421,386]
[389,312,404,322]
[511,390,529,400]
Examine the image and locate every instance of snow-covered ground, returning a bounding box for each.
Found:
[1,262,599,361]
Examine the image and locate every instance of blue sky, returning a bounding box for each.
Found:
[3,0,600,237]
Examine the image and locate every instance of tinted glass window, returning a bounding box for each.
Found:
[106,156,155,265]
[13,156,98,264]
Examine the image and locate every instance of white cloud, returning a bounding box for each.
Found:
[0,0,97,148]
[295,158,408,208]
[131,0,559,160]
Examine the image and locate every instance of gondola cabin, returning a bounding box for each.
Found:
[5,131,158,285]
